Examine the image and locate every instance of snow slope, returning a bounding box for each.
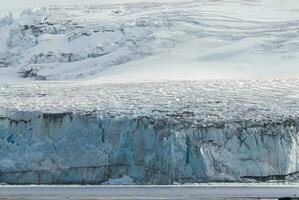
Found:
[0,0,299,82]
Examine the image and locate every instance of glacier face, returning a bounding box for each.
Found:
[1,80,299,184]
[0,111,299,184]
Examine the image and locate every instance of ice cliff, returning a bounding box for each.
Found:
[0,80,299,184]
[0,111,299,184]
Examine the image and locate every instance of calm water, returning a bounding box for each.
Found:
[0,185,298,199]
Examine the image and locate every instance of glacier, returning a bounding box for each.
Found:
[0,80,299,184]
[1,0,299,185]
[1,108,299,184]
[1,0,299,81]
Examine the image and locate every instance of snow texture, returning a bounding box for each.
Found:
[0,0,299,81]
[1,79,299,125]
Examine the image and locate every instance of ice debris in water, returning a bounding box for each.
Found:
[103,176,135,185]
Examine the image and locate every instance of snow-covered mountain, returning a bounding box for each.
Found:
[1,0,299,82]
